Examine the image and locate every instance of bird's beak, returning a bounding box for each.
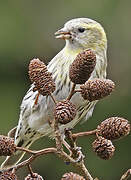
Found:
[55,28,71,40]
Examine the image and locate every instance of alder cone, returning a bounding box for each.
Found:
[0,171,18,180]
[80,78,115,101]
[29,58,55,96]
[69,49,96,84]
[0,135,16,156]
[25,173,44,180]
[54,100,77,124]
[97,117,130,140]
[92,136,115,160]
[61,172,85,180]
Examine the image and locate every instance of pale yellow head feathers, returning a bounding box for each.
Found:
[55,18,107,52]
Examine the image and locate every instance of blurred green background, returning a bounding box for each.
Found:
[0,0,131,179]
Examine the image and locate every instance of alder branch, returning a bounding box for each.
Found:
[66,83,76,100]
[2,146,93,180]
[49,93,57,104]
[72,129,97,139]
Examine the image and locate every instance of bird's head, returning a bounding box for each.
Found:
[55,18,107,52]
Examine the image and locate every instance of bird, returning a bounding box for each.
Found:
[1,17,107,168]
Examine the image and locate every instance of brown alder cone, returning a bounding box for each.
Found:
[61,172,85,180]
[97,117,130,140]
[25,173,44,180]
[54,100,77,124]
[0,135,16,156]
[69,49,96,84]
[0,170,18,180]
[92,136,115,160]
[29,58,56,96]
[80,78,115,101]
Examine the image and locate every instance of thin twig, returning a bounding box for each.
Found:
[27,164,34,177]
[72,129,97,139]
[120,169,131,180]
[65,130,76,149]
[50,93,57,104]
[16,147,36,154]
[14,148,57,170]
[53,118,63,151]
[67,83,76,100]
[16,147,57,156]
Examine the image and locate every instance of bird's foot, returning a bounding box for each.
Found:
[71,146,85,163]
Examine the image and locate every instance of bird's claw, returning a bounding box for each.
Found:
[72,146,85,163]
[64,128,73,134]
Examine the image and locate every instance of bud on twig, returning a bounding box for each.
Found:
[92,136,115,160]
[80,78,115,101]
[97,117,130,140]
[0,170,18,180]
[54,100,77,124]
[61,172,85,180]
[25,173,44,180]
[0,135,16,156]
[29,58,56,96]
[69,49,96,84]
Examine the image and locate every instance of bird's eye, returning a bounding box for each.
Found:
[78,27,85,33]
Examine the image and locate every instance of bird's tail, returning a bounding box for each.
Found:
[1,127,33,169]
